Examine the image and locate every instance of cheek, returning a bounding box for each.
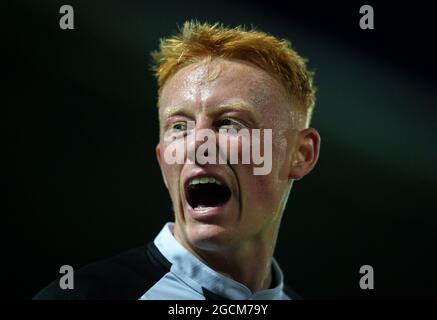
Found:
[161,164,183,206]
[257,175,283,198]
[161,163,181,183]
[272,133,293,180]
[242,174,285,216]
[238,133,290,211]
[160,140,184,193]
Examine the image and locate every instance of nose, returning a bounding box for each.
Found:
[186,118,214,165]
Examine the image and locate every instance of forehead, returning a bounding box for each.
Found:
[158,58,289,118]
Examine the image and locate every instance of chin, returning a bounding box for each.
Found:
[185,222,240,251]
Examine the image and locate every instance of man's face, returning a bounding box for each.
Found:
[156,58,298,252]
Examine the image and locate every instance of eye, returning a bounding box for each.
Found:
[217,118,244,130]
[171,122,187,132]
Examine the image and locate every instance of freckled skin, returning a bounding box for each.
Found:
[155,57,320,291]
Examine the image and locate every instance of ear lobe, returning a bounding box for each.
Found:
[156,143,169,188]
[288,128,321,180]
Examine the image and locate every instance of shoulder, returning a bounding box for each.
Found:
[33,242,171,300]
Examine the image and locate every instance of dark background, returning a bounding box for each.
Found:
[4,0,437,299]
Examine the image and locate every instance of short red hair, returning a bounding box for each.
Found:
[151,21,316,125]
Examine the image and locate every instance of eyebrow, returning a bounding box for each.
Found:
[162,104,194,119]
[162,101,260,120]
[213,101,257,117]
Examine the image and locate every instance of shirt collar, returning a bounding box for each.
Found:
[153,222,285,300]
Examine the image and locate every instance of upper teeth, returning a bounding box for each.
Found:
[189,176,223,186]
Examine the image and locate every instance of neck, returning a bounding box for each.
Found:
[174,224,280,293]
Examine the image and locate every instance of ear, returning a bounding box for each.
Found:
[156,143,169,189]
[288,128,321,180]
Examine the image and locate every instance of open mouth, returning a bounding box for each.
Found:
[185,176,232,210]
